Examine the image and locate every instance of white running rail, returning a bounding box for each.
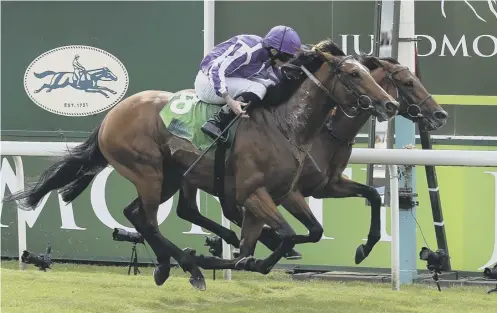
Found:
[3,140,497,289]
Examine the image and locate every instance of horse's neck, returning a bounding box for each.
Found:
[272,78,330,148]
[325,109,371,145]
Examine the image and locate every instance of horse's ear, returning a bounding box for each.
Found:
[315,48,339,64]
[359,53,383,70]
[369,55,384,68]
[357,52,369,63]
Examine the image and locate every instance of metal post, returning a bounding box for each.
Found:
[414,50,451,271]
[366,0,383,206]
[393,0,417,284]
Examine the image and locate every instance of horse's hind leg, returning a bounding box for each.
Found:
[177,182,241,248]
[140,173,205,290]
[34,84,49,93]
[113,160,206,290]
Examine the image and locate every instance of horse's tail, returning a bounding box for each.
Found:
[33,71,57,78]
[3,124,108,210]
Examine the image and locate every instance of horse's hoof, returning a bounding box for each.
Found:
[153,264,170,286]
[232,248,240,258]
[183,247,197,256]
[284,249,302,260]
[189,276,207,291]
[355,244,370,265]
[260,264,275,275]
[234,256,256,271]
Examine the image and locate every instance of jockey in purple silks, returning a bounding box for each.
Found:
[195,25,302,142]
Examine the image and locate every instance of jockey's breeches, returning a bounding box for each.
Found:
[194,70,269,105]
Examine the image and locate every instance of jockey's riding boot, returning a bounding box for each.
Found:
[201,92,262,142]
[201,104,235,142]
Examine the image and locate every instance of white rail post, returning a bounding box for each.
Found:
[396,0,418,285]
[14,156,27,270]
[203,0,232,281]
[389,165,400,290]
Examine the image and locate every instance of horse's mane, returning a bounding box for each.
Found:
[312,38,400,72]
[261,38,346,107]
[312,38,346,57]
[360,56,400,71]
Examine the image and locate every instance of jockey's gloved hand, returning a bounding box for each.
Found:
[224,95,249,118]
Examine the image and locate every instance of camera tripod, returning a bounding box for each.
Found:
[487,284,497,294]
[426,265,443,292]
[127,242,141,276]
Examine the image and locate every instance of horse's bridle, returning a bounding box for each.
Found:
[299,54,375,118]
[379,65,433,120]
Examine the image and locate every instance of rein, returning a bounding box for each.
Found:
[274,54,373,153]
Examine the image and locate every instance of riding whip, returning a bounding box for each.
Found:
[182,101,253,178]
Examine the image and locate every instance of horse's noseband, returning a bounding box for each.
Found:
[385,66,432,119]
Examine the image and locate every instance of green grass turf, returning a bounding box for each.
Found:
[1,260,496,313]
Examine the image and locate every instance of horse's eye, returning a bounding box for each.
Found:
[350,72,359,77]
[405,81,414,87]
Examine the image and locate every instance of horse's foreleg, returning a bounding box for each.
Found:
[236,187,296,274]
[280,190,324,245]
[216,174,302,260]
[312,176,382,264]
[194,187,296,274]
[177,182,241,248]
[236,222,302,260]
[193,208,266,270]
[217,178,301,259]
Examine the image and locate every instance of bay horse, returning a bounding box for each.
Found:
[4,40,399,290]
[172,41,448,265]
[278,53,449,265]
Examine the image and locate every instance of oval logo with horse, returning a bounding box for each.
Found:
[23,45,129,116]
